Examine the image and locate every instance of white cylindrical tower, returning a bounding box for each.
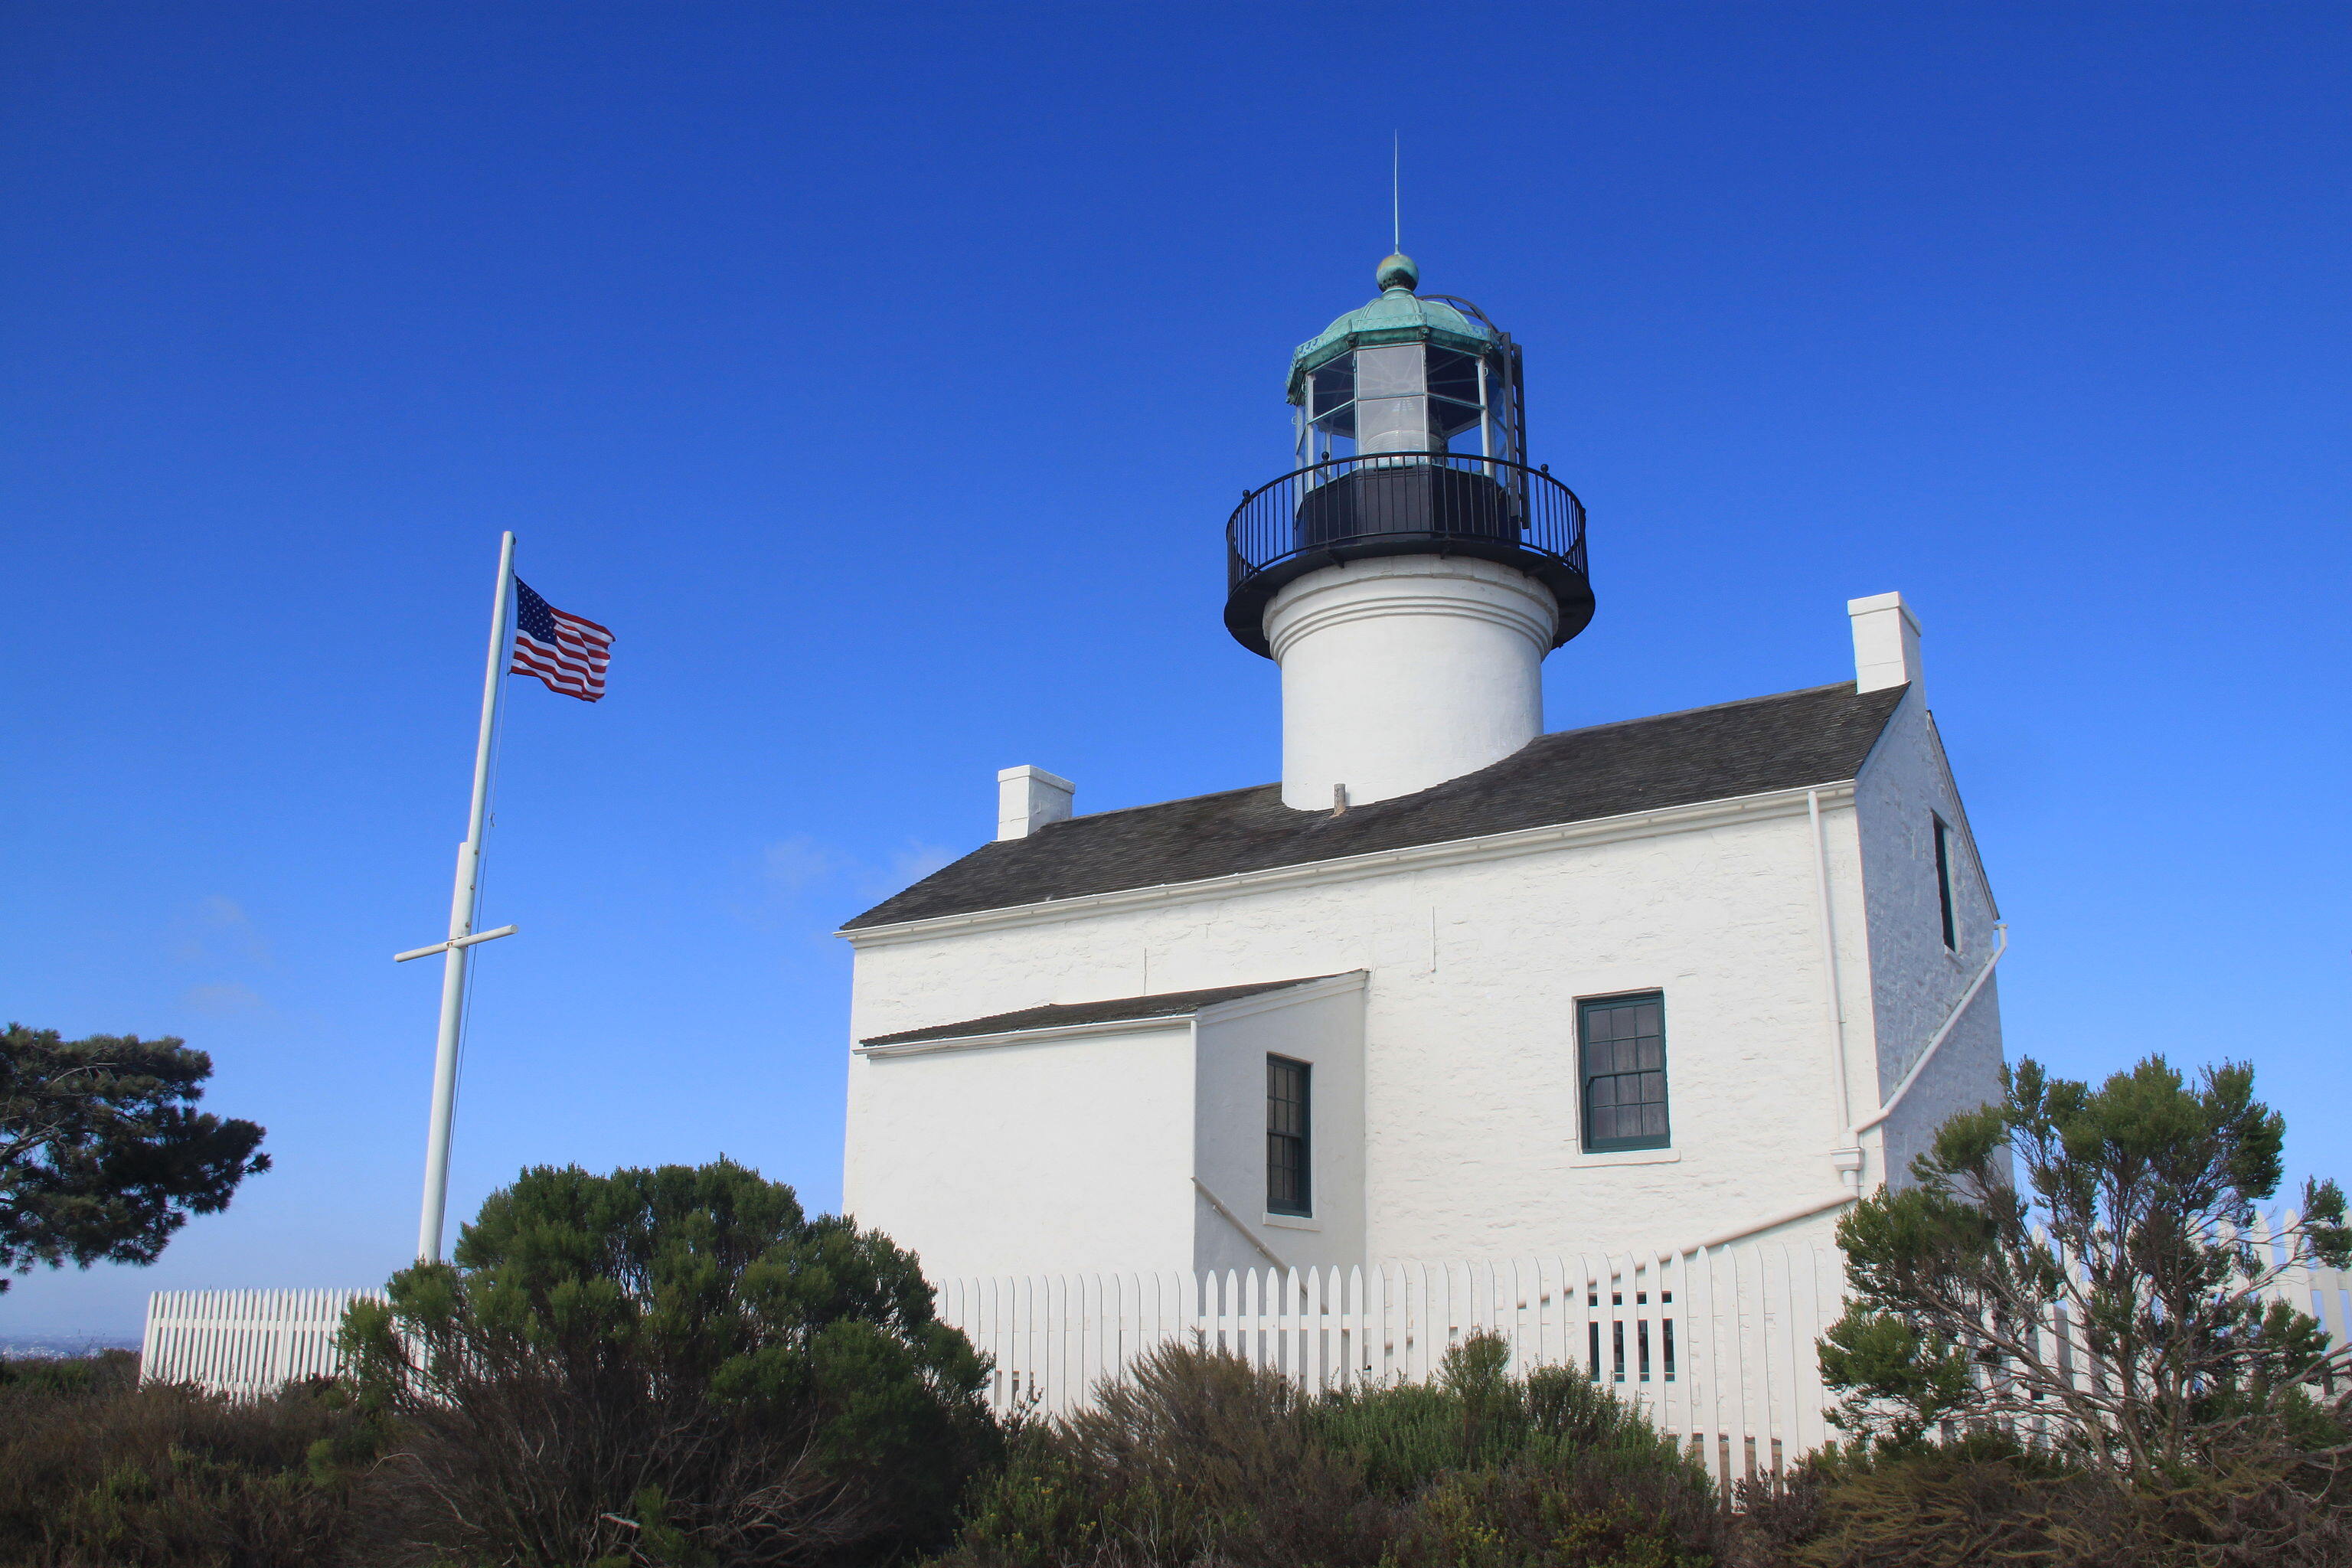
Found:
[1269,556,1556,808]
[1223,255,1594,809]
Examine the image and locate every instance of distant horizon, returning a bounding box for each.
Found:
[5,1,2346,1336]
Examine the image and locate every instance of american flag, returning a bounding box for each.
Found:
[508,580,613,701]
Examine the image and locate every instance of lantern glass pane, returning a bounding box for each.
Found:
[1354,344,1424,398]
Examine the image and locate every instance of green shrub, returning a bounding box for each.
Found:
[938,1332,1724,1568]
[1731,1433,2352,1568]
[342,1158,1001,1568]
[1311,1331,1698,1495]
[0,1353,375,1568]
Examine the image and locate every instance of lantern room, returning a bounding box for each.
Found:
[1291,253,1524,467]
[1223,254,1594,658]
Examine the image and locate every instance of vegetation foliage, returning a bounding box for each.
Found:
[0,1023,270,1292]
[939,1333,1726,1568]
[0,1351,375,1568]
[15,1060,2350,1568]
[1784,1053,2352,1565]
[1823,1054,2348,1471]
[339,1158,999,1567]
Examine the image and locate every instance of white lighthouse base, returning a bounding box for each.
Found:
[1266,555,1557,810]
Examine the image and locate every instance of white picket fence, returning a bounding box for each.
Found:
[142,1288,384,1397]
[937,1246,1842,1487]
[142,1245,2352,1492]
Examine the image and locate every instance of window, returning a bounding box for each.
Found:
[1579,994,1669,1152]
[1932,815,1957,950]
[1266,1056,1312,1216]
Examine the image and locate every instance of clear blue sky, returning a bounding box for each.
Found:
[4,3,2346,1337]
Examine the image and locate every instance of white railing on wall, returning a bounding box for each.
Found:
[142,1289,384,1398]
[937,1246,1844,1486]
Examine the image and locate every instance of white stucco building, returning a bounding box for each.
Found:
[838,255,2004,1282]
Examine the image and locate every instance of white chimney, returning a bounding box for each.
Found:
[996,765,1074,841]
[1848,592,1922,694]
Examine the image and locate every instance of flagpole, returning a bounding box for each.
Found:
[416,531,517,1263]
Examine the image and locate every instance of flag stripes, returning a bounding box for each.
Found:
[509,579,612,701]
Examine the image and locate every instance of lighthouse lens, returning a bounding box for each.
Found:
[1353,345,1429,457]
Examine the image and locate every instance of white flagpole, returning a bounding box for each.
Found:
[414,531,518,1263]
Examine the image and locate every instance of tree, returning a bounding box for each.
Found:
[0,1024,270,1292]
[340,1159,999,1568]
[1821,1054,2351,1478]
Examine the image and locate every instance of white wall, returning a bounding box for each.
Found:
[1852,690,2007,1187]
[1191,978,1367,1275]
[844,788,1887,1268]
[845,1022,1197,1279]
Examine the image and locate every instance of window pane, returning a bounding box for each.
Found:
[1354,344,1424,397]
[1354,395,1427,455]
[1266,1057,1312,1215]
[1426,349,1479,403]
[1312,361,1353,414]
[1580,995,1669,1152]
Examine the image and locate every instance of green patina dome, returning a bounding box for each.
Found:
[1287,253,1499,403]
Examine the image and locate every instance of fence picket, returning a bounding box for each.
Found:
[152,1236,2329,1462]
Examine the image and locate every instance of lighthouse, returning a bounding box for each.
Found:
[839,250,2002,1287]
[1225,253,1595,808]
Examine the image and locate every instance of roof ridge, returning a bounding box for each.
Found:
[1535,680,1867,744]
[1050,777,1278,828]
[1051,682,1868,828]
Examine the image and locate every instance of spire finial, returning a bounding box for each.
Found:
[1377,134,1416,292]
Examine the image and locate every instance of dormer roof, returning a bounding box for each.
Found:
[841,681,1907,933]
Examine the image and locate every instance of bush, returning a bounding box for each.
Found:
[939,1332,1724,1568]
[1731,1433,2352,1568]
[0,1351,375,1568]
[1822,1056,2350,1473]
[341,1158,1000,1567]
[1782,1054,2352,1565]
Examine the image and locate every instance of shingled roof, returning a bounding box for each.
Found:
[858,975,1351,1047]
[842,681,1907,931]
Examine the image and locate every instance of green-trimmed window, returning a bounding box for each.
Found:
[1580,994,1669,1152]
[1266,1056,1312,1216]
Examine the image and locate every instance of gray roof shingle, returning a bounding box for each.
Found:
[843,681,1906,931]
[859,975,1351,1047]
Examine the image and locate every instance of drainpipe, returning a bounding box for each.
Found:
[1808,789,1864,1194]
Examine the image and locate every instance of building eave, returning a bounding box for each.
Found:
[837,779,1859,949]
[853,1014,1192,1059]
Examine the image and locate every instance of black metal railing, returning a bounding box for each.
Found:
[1222,452,1591,655]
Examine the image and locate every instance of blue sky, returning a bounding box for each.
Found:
[4,3,2346,1337]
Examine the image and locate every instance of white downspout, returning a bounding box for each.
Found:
[1808,789,1864,1194]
